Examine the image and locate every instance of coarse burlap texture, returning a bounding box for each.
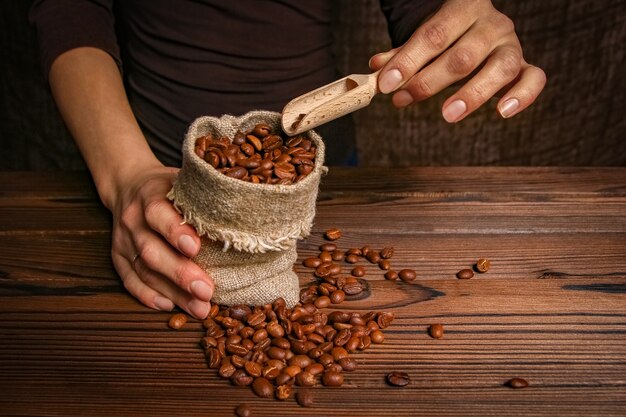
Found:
[167,111,327,307]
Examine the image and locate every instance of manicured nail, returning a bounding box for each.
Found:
[154,295,174,311]
[379,69,403,94]
[499,98,519,118]
[443,99,467,123]
[393,90,414,107]
[178,234,197,257]
[188,299,209,319]
[191,280,212,301]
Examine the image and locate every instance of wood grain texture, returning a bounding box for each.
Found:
[1,168,625,416]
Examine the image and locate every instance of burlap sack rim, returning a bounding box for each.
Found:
[167,111,327,253]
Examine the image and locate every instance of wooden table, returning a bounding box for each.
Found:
[1,168,625,416]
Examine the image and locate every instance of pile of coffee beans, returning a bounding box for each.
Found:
[194,123,316,185]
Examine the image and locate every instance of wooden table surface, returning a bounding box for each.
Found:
[1,168,625,416]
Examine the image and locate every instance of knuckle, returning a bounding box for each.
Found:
[138,243,158,269]
[493,13,515,34]
[174,261,195,289]
[496,49,522,80]
[421,22,448,51]
[447,47,476,76]
[408,75,433,99]
[144,198,165,222]
[468,83,489,104]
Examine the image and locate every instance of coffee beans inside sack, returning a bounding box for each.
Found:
[168,111,327,307]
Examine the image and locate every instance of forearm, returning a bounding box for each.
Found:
[48,47,161,209]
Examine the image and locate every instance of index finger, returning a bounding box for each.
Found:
[377,0,479,94]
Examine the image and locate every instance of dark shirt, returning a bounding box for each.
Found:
[30,0,441,166]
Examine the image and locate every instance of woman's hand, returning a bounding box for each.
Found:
[109,165,214,319]
[369,0,546,122]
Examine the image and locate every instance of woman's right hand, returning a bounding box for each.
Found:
[108,164,215,319]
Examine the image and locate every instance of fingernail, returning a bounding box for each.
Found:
[191,280,212,301]
[499,98,519,118]
[379,69,403,94]
[393,90,414,107]
[178,234,197,257]
[154,295,174,311]
[443,99,467,123]
[188,299,209,319]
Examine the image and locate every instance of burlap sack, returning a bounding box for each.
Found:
[167,111,326,307]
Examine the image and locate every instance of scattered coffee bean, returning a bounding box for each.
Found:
[378,259,391,270]
[370,330,385,344]
[296,390,314,407]
[314,295,331,309]
[398,269,417,281]
[322,371,344,386]
[330,290,345,304]
[168,313,187,330]
[319,243,337,252]
[345,254,359,264]
[351,266,366,277]
[457,268,474,279]
[386,371,410,387]
[428,323,444,339]
[506,377,529,388]
[384,270,399,280]
[476,258,491,273]
[324,228,342,241]
[380,247,394,259]
[235,404,252,417]
[275,384,292,400]
[303,257,322,268]
[252,377,274,398]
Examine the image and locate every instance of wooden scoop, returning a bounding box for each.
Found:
[281,70,380,135]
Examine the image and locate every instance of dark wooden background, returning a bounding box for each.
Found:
[1,0,625,169]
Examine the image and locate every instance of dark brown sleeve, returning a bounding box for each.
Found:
[379,0,444,47]
[29,0,121,79]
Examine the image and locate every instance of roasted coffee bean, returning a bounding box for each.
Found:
[378,259,391,270]
[219,362,236,378]
[384,270,399,281]
[251,328,268,343]
[275,384,292,400]
[324,228,342,241]
[224,166,248,179]
[328,263,342,275]
[345,336,360,352]
[319,243,337,252]
[338,357,357,371]
[231,369,254,386]
[319,251,333,263]
[506,377,529,388]
[343,281,363,295]
[314,296,331,309]
[274,372,293,386]
[246,311,265,326]
[370,330,385,344]
[251,377,274,398]
[200,336,218,350]
[457,268,474,279]
[305,363,325,376]
[235,404,252,417]
[331,250,344,261]
[245,360,263,377]
[330,290,345,304]
[386,371,410,387]
[428,323,444,339]
[380,247,394,259]
[351,266,366,277]
[331,346,349,361]
[295,371,316,387]
[398,269,417,281]
[205,348,222,369]
[266,320,284,338]
[377,312,395,329]
[366,251,381,264]
[361,245,371,256]
[168,313,187,330]
[296,390,314,407]
[322,371,344,387]
[328,311,351,323]
[345,254,359,264]
[476,258,491,273]
[226,343,249,357]
[346,248,362,256]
